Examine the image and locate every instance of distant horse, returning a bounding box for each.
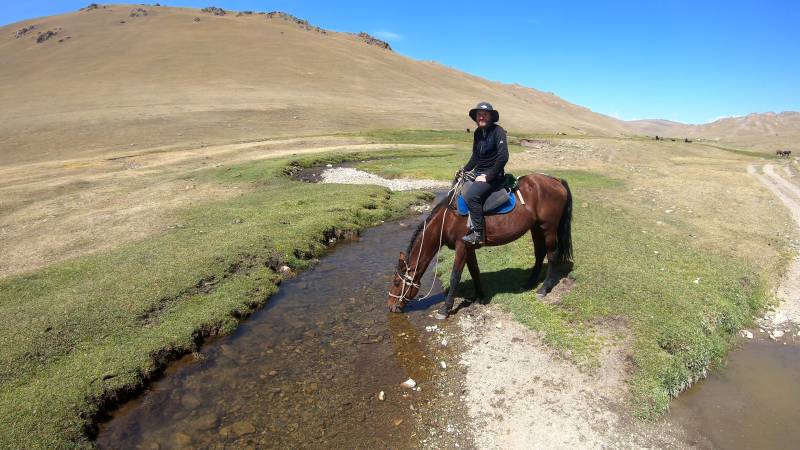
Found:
[386,173,573,319]
[777,150,792,158]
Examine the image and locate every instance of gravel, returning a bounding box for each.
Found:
[320,167,449,191]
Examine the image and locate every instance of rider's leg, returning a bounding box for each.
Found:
[464,180,494,244]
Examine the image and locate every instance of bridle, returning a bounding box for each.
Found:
[388,174,467,306]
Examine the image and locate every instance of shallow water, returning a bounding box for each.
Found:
[96,218,452,449]
[669,331,800,449]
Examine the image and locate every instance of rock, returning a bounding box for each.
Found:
[231,420,256,436]
[378,391,385,401]
[193,413,219,430]
[231,217,244,224]
[326,164,333,168]
[693,278,700,284]
[440,361,447,369]
[193,17,200,22]
[495,322,502,329]
[393,418,404,426]
[355,32,393,50]
[201,6,226,15]
[741,330,754,339]
[401,378,416,389]
[129,8,148,17]
[173,432,192,446]
[770,330,785,340]
[181,394,201,409]
[14,25,36,38]
[425,325,438,332]
[440,338,448,347]
[36,30,58,43]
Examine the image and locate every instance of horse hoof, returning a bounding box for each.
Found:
[435,312,449,320]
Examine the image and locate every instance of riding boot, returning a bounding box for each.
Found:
[462,229,485,246]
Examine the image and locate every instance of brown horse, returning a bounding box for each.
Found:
[387,173,574,319]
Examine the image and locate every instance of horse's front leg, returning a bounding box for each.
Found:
[436,242,467,320]
[465,247,486,304]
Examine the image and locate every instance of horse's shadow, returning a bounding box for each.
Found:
[404,265,548,315]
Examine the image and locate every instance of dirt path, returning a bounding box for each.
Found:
[748,163,800,326]
[455,307,688,449]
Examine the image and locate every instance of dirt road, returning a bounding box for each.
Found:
[748,163,800,325]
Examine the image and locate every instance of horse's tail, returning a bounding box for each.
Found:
[556,179,574,263]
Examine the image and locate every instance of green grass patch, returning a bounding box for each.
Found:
[433,169,768,418]
[0,154,430,448]
[345,129,473,145]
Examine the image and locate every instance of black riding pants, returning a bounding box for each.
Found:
[465,178,503,233]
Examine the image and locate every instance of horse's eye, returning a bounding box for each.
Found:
[393,278,400,286]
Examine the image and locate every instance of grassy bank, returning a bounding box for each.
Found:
[0,153,430,448]
[339,138,777,418]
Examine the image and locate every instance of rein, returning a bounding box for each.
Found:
[390,176,464,304]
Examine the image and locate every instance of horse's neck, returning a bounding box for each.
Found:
[408,209,447,281]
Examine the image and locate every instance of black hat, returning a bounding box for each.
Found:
[468,102,499,123]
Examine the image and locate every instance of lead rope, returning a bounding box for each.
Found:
[409,176,462,301]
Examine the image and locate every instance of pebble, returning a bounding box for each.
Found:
[378,390,385,401]
[180,394,201,409]
[231,420,256,436]
[173,432,192,446]
[441,339,448,347]
[440,361,447,369]
[770,330,785,340]
[425,325,438,332]
[741,330,754,339]
[401,378,417,388]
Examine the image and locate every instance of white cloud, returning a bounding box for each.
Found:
[373,31,402,41]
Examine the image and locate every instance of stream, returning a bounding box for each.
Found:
[95,217,466,449]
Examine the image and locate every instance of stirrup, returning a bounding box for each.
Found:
[462,231,484,246]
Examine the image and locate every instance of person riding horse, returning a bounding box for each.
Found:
[458,102,509,246]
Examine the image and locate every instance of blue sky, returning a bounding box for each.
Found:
[2,1,798,124]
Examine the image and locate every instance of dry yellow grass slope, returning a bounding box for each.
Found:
[0,4,630,166]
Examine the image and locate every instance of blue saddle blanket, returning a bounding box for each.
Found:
[456,191,516,216]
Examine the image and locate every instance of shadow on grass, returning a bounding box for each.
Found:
[404,265,552,316]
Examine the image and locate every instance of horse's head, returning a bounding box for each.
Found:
[387,251,419,313]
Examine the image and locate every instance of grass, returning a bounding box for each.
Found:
[0,152,430,449]
[0,129,784,447]
[438,168,770,418]
[321,138,773,419]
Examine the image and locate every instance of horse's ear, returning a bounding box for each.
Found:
[399,251,406,262]
[397,252,407,270]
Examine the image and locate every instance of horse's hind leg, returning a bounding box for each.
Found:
[437,242,467,320]
[536,230,563,299]
[525,228,546,289]
[465,247,486,304]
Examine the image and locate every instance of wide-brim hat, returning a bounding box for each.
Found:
[468,101,499,123]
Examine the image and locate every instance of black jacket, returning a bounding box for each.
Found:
[463,124,509,182]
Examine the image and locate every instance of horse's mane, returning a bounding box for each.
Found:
[404,191,454,257]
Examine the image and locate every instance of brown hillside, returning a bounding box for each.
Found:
[0,4,629,165]
[626,112,800,151]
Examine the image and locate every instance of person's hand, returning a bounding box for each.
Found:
[475,174,487,182]
[455,168,464,178]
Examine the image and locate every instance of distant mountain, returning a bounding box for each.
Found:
[626,112,800,150]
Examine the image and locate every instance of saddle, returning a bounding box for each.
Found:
[455,173,518,216]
